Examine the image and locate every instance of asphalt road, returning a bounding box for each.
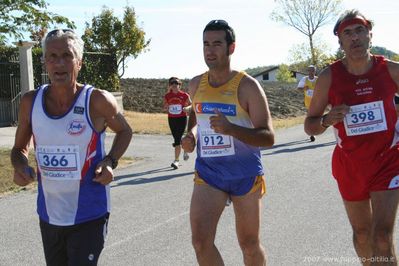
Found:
[1,125,398,266]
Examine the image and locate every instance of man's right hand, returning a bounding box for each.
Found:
[13,166,36,186]
[182,132,196,153]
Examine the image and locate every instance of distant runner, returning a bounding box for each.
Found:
[164,77,191,169]
[297,65,318,142]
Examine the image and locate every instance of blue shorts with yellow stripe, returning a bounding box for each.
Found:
[194,171,266,196]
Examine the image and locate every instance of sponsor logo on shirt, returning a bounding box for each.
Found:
[195,102,236,116]
[67,120,86,135]
[73,106,84,115]
[219,90,234,96]
[388,175,399,189]
[356,78,369,85]
[354,87,373,96]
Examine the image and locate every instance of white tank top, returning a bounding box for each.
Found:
[31,84,110,226]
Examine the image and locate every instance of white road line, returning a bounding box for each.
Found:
[104,211,189,250]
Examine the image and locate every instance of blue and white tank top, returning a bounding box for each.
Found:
[31,84,110,226]
[193,72,264,180]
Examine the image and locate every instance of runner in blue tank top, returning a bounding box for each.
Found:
[11,29,132,266]
[182,20,274,265]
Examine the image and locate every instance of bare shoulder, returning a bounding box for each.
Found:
[90,88,118,116]
[90,88,117,104]
[19,90,37,115]
[21,90,37,102]
[386,60,399,83]
[315,65,332,89]
[240,72,265,95]
[188,74,203,97]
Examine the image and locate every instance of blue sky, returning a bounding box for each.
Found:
[43,0,399,79]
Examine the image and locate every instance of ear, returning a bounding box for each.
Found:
[338,39,342,47]
[77,59,83,71]
[228,42,235,55]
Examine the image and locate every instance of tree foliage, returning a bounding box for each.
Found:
[82,6,150,78]
[288,40,336,72]
[271,0,342,65]
[276,64,296,83]
[0,0,75,45]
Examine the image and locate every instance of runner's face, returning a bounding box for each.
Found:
[308,67,315,78]
[44,38,82,87]
[169,80,181,92]
[203,30,230,70]
[338,18,372,59]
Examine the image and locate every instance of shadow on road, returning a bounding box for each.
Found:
[261,139,310,150]
[262,140,336,156]
[112,167,194,187]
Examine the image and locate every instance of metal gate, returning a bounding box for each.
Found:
[0,60,21,127]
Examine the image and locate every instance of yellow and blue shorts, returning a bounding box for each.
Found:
[194,171,266,196]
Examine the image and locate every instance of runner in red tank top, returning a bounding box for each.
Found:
[163,77,191,169]
[305,10,399,264]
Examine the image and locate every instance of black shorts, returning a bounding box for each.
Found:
[39,213,109,266]
[168,116,187,147]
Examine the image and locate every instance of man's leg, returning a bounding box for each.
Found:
[370,189,399,265]
[39,220,68,266]
[190,183,228,266]
[343,199,372,265]
[232,188,266,266]
[67,214,109,266]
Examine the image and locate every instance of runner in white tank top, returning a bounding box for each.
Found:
[11,29,132,265]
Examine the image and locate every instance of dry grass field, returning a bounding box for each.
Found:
[124,111,306,135]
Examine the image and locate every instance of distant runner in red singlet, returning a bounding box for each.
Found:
[305,10,399,264]
[163,77,191,169]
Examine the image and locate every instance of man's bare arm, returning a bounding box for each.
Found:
[90,89,133,184]
[11,91,36,186]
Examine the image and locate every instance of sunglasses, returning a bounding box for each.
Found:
[206,19,229,27]
[46,29,75,39]
[169,80,180,85]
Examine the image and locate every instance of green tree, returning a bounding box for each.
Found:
[0,0,75,44]
[276,64,296,83]
[82,6,150,78]
[271,0,342,65]
[288,40,336,71]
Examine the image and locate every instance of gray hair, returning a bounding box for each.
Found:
[42,29,84,60]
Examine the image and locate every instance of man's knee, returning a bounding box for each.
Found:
[352,227,371,246]
[372,227,394,252]
[191,233,214,254]
[238,236,261,256]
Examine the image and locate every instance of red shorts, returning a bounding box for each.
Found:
[332,145,399,201]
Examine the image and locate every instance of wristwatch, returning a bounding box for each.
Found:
[104,155,118,169]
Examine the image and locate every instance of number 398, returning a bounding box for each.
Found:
[351,110,375,124]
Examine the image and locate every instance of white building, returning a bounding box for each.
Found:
[252,66,306,83]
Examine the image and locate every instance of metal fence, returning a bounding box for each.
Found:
[0,61,20,126]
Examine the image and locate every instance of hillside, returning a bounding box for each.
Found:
[120,79,306,119]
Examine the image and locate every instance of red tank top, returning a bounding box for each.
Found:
[329,55,398,161]
[164,91,189,118]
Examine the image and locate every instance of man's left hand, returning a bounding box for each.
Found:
[93,159,114,185]
[209,110,232,135]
